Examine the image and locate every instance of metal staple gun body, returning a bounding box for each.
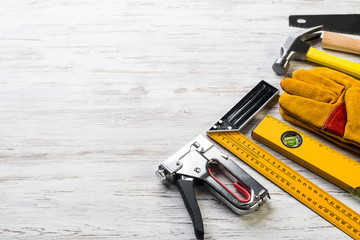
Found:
[156,135,269,240]
[273,26,360,79]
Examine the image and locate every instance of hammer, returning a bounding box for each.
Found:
[273,26,360,79]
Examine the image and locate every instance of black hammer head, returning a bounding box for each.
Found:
[272,26,323,75]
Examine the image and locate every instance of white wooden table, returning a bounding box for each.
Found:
[0,1,359,239]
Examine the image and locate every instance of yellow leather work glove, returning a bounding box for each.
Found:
[279,67,360,153]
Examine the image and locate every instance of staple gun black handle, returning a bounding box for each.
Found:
[176,178,204,240]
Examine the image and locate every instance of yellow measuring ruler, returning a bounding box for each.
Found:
[207,130,360,239]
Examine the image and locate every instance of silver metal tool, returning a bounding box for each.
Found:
[156,135,269,240]
[273,26,323,75]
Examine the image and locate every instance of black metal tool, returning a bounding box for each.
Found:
[208,80,279,132]
[289,14,360,35]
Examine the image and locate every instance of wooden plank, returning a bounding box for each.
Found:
[0,0,359,239]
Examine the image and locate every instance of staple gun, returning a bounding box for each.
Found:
[156,135,269,240]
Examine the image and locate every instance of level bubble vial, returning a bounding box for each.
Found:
[281,131,302,148]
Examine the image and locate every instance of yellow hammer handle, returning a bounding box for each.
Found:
[306,47,360,79]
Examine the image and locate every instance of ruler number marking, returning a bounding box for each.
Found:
[226,133,299,185]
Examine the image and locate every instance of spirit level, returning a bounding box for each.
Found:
[252,114,360,198]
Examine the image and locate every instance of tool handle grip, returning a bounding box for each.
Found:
[322,32,360,55]
[306,47,360,79]
[176,179,204,240]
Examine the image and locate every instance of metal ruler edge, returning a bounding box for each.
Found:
[207,131,360,240]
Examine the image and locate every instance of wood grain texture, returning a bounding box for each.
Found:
[0,0,359,239]
[322,32,360,54]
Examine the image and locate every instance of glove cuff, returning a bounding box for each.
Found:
[322,101,347,137]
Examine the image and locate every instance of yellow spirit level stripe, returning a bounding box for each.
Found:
[252,115,360,198]
[207,131,360,240]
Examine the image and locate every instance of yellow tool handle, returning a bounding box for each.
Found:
[306,47,360,79]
